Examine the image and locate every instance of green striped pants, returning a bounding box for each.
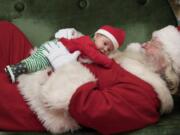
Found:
[21,44,51,72]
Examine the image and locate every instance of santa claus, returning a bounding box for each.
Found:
[0,21,180,135]
[16,25,180,134]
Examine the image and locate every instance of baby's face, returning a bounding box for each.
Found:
[94,34,114,55]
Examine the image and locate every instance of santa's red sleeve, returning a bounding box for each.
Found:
[69,63,160,134]
[0,21,45,131]
[0,21,32,72]
[59,36,113,68]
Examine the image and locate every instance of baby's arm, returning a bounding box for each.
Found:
[79,44,113,68]
[60,37,113,68]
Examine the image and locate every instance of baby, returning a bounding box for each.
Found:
[5,25,125,83]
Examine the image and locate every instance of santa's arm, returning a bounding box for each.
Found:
[69,81,160,134]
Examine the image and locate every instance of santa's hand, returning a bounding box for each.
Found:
[51,51,80,69]
[44,40,70,55]
[43,47,80,70]
[42,40,70,58]
[42,41,71,69]
[55,28,83,39]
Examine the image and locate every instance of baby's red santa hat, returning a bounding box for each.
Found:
[95,25,125,50]
[152,25,180,74]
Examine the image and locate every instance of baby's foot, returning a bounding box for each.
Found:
[4,65,16,83]
[4,63,28,83]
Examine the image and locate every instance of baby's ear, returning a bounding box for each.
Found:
[94,33,100,39]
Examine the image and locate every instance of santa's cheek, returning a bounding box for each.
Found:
[146,50,154,55]
[148,47,160,55]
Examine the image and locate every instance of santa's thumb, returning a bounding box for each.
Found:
[72,51,81,59]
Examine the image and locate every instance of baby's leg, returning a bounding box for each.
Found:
[5,45,51,83]
[22,45,51,72]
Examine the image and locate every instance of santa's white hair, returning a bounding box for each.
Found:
[152,25,180,75]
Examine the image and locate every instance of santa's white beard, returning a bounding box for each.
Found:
[113,43,161,73]
[143,53,162,73]
[113,43,179,93]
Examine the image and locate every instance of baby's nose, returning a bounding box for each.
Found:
[142,43,146,48]
[104,47,108,51]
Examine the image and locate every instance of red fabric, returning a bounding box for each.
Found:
[177,26,180,31]
[69,61,160,134]
[0,21,32,72]
[59,36,113,68]
[0,21,45,131]
[0,21,160,134]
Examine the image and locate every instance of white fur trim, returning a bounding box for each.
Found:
[113,43,174,114]
[152,25,180,74]
[17,61,96,134]
[95,29,119,50]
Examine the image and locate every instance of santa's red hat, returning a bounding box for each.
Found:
[95,25,125,50]
[152,25,180,74]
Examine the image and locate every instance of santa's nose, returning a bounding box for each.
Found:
[142,43,147,49]
[142,42,150,49]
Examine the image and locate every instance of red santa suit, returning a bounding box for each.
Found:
[59,36,113,68]
[0,21,45,131]
[69,62,161,134]
[68,43,173,134]
[0,21,173,135]
[16,44,173,134]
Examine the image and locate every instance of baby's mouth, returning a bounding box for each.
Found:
[100,50,108,55]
